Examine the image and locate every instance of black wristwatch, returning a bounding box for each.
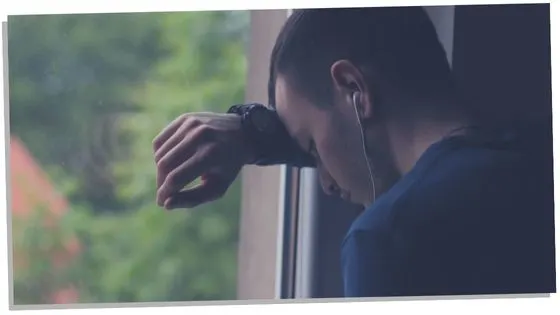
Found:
[228,103,279,134]
[227,103,315,167]
[228,103,282,163]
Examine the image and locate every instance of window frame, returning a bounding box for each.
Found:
[236,9,291,300]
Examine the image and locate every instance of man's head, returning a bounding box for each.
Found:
[269,7,456,206]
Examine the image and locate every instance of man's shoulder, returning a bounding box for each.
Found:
[344,142,528,242]
[342,174,418,245]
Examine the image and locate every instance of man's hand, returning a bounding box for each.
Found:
[153,112,255,210]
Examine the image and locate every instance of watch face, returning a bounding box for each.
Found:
[251,106,275,133]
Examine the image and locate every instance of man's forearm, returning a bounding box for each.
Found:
[250,134,316,168]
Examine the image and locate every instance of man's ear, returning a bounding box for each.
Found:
[330,60,375,121]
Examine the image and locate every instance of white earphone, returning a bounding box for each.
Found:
[352,91,376,204]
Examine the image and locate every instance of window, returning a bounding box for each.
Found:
[9,10,250,304]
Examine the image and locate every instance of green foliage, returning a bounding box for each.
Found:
[9,13,165,211]
[10,10,249,303]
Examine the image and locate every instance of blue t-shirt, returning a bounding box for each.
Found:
[341,126,556,297]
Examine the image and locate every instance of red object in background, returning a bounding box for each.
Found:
[10,136,68,217]
[10,136,80,304]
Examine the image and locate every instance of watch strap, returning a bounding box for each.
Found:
[227,103,315,167]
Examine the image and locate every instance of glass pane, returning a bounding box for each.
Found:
[8,11,249,304]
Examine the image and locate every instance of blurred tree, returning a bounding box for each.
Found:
[10,10,249,303]
[8,13,165,212]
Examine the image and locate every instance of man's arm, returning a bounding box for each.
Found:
[154,105,314,209]
[252,146,316,168]
[250,127,315,168]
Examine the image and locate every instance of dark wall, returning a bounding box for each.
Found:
[452,3,551,126]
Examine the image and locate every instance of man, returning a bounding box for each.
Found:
[153,7,556,297]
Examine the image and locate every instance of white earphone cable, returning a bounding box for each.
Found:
[352,92,376,204]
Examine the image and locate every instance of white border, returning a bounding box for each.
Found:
[0,0,557,314]
[0,0,551,15]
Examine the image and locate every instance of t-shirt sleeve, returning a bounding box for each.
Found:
[341,229,399,297]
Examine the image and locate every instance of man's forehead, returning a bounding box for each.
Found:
[274,76,309,145]
[273,76,289,110]
[273,77,293,123]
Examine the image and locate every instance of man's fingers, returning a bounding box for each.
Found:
[152,114,189,153]
[154,129,185,164]
[156,129,186,188]
[163,179,228,210]
[156,149,213,206]
[156,137,195,189]
[153,112,246,208]
[154,117,203,162]
[156,124,211,188]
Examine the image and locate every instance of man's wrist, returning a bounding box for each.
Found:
[241,134,259,165]
[227,103,276,164]
[228,113,259,165]
[227,103,315,168]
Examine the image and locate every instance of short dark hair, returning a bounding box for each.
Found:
[268,7,454,109]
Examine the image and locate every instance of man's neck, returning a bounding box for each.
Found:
[383,109,471,175]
